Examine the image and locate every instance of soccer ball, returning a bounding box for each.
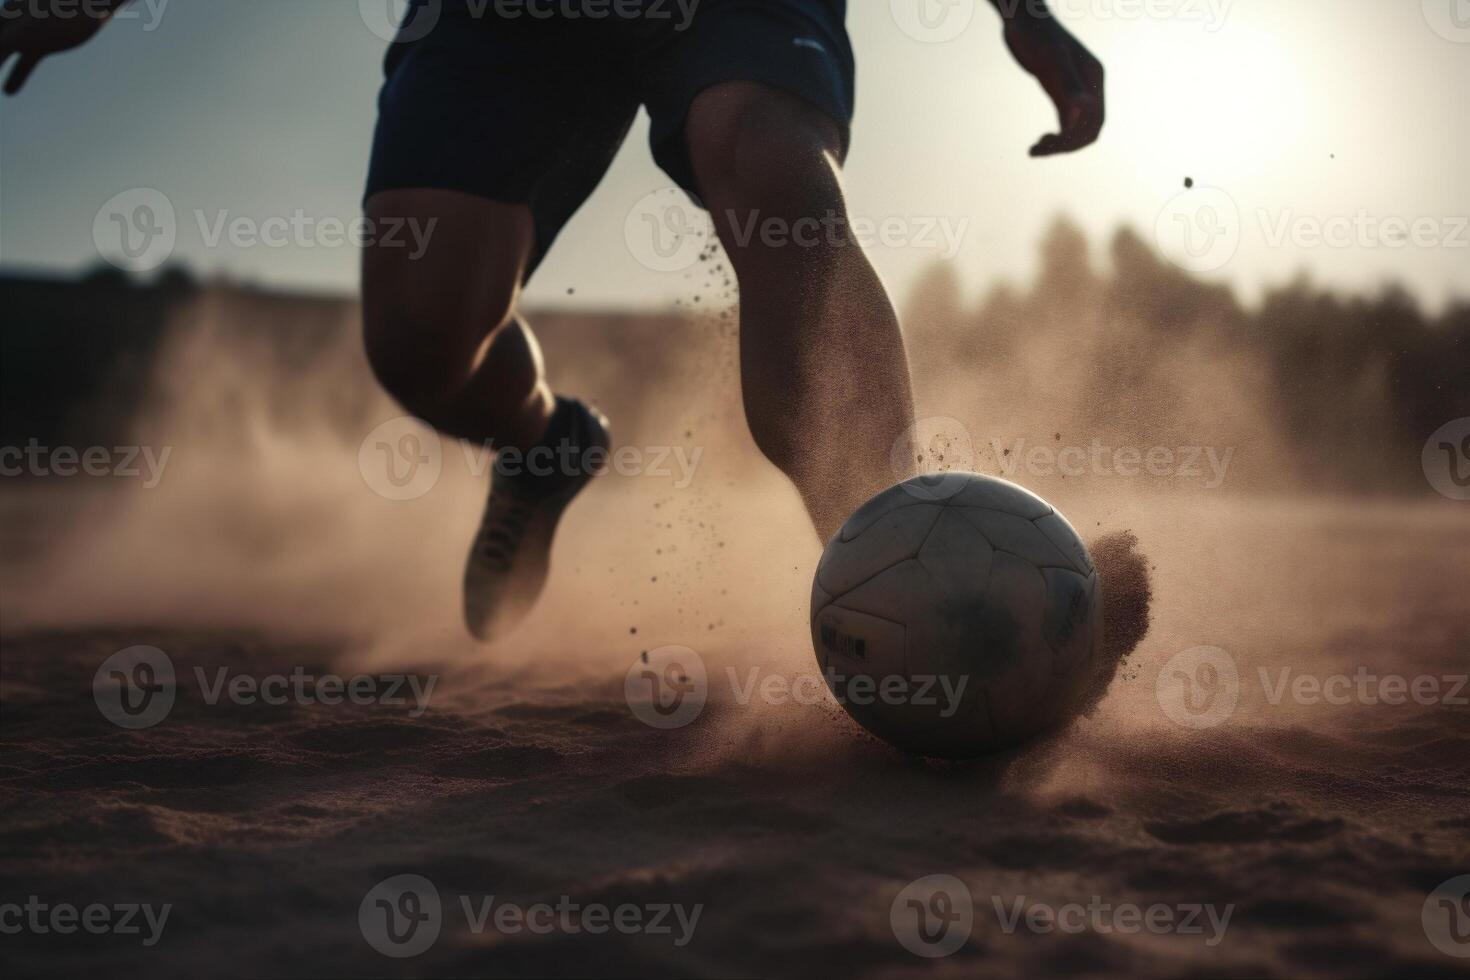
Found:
[810,473,1101,758]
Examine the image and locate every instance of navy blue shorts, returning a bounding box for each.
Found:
[364,0,854,272]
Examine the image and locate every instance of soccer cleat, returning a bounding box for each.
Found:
[462,398,610,642]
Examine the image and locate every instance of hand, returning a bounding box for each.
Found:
[0,0,116,95]
[1002,14,1105,156]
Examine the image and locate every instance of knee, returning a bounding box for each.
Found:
[687,83,845,220]
[359,191,531,420]
[362,257,519,421]
[363,282,516,420]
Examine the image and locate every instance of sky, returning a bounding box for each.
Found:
[1,0,1467,312]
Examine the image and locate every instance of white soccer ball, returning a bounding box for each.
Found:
[810,473,1102,758]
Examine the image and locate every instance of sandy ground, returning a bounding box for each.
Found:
[2,287,1468,977]
[3,486,1468,979]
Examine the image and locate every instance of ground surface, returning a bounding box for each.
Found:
[3,494,1468,979]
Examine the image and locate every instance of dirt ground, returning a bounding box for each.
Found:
[3,487,1468,979]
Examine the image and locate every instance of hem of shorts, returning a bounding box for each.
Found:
[649,71,854,202]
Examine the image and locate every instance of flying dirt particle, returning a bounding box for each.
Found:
[640,650,648,662]
[1054,432,1061,441]
[1080,529,1154,715]
[630,627,638,635]
[651,576,657,583]
[567,287,576,295]
[1184,176,1194,188]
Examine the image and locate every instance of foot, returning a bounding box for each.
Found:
[463,397,611,642]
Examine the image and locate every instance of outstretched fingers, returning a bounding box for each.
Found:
[1030,91,1104,157]
[3,52,42,94]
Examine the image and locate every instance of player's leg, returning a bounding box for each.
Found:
[361,189,552,452]
[360,189,611,641]
[361,9,632,641]
[685,81,916,544]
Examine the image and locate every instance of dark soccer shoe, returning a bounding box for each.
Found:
[462,398,611,642]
